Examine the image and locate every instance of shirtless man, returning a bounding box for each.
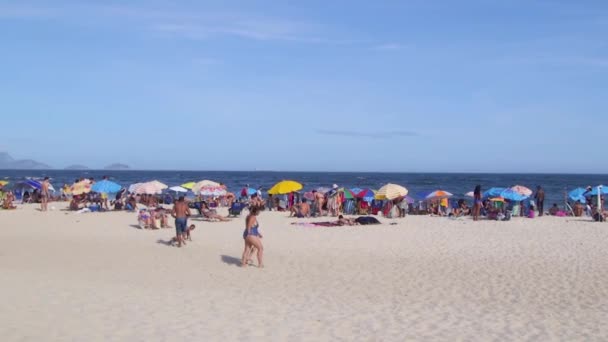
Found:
[171,196,191,247]
[41,177,50,211]
[313,190,324,216]
[290,198,311,218]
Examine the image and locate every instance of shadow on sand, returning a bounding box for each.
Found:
[156,239,175,247]
[220,255,242,267]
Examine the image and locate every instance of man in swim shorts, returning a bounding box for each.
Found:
[171,196,191,247]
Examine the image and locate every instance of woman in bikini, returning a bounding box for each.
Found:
[241,206,264,268]
[473,185,482,221]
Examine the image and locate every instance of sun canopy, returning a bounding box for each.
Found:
[376,183,408,200]
[91,180,121,194]
[267,180,302,195]
[568,188,587,203]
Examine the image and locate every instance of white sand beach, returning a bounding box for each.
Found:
[1,204,608,341]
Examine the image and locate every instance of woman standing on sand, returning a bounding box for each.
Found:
[473,185,482,221]
[241,206,264,268]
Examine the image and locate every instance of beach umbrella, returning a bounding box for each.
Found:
[510,185,533,197]
[315,187,331,194]
[339,188,356,200]
[350,187,363,195]
[246,187,258,196]
[499,188,529,201]
[376,183,408,200]
[14,179,42,191]
[181,182,195,190]
[356,188,376,201]
[128,183,143,193]
[465,191,474,197]
[568,188,587,203]
[191,180,221,194]
[268,180,303,195]
[199,186,227,196]
[586,185,608,196]
[489,197,504,202]
[483,187,506,198]
[424,190,454,200]
[91,180,121,194]
[71,180,92,195]
[169,186,188,193]
[0,180,8,187]
[132,180,167,194]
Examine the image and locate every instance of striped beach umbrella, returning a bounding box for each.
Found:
[376,183,408,200]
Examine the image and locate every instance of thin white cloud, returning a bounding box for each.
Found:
[1,3,355,44]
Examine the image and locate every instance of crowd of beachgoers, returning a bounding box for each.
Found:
[2,176,606,222]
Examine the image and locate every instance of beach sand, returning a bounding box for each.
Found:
[1,204,607,341]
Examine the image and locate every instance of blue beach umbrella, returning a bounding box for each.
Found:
[586,185,608,196]
[568,188,588,203]
[350,187,363,195]
[246,187,258,195]
[499,189,528,201]
[91,180,122,194]
[483,187,506,198]
[13,179,42,191]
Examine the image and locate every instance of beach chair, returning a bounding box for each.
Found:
[228,202,248,217]
[343,199,355,215]
[371,200,383,215]
[357,201,370,215]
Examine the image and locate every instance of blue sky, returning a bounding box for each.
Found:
[1,0,607,172]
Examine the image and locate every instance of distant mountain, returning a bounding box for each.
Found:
[104,163,130,170]
[0,152,51,169]
[65,164,90,170]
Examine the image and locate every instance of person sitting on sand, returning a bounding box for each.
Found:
[549,203,559,216]
[125,195,137,212]
[138,209,153,229]
[337,215,358,226]
[290,198,311,218]
[153,207,170,228]
[201,201,230,221]
[2,191,17,209]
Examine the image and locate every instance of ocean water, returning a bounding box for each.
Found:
[1,170,606,206]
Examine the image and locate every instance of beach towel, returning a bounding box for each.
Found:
[291,221,340,227]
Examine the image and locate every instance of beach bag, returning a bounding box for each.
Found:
[355,216,381,225]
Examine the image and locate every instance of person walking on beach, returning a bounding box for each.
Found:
[535,186,545,216]
[171,196,191,248]
[241,206,264,268]
[473,185,482,221]
[41,177,50,211]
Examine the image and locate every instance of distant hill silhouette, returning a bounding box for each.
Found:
[0,152,51,169]
[64,164,90,170]
[104,163,130,170]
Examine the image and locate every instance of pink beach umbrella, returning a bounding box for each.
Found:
[510,185,532,196]
[132,180,168,194]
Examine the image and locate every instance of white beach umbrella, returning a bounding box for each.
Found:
[169,186,188,193]
[132,180,168,194]
[376,183,408,200]
[191,180,221,194]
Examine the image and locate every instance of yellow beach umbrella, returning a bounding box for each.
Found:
[71,180,92,195]
[191,180,221,194]
[376,183,408,200]
[0,180,9,186]
[181,182,195,190]
[268,180,303,195]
